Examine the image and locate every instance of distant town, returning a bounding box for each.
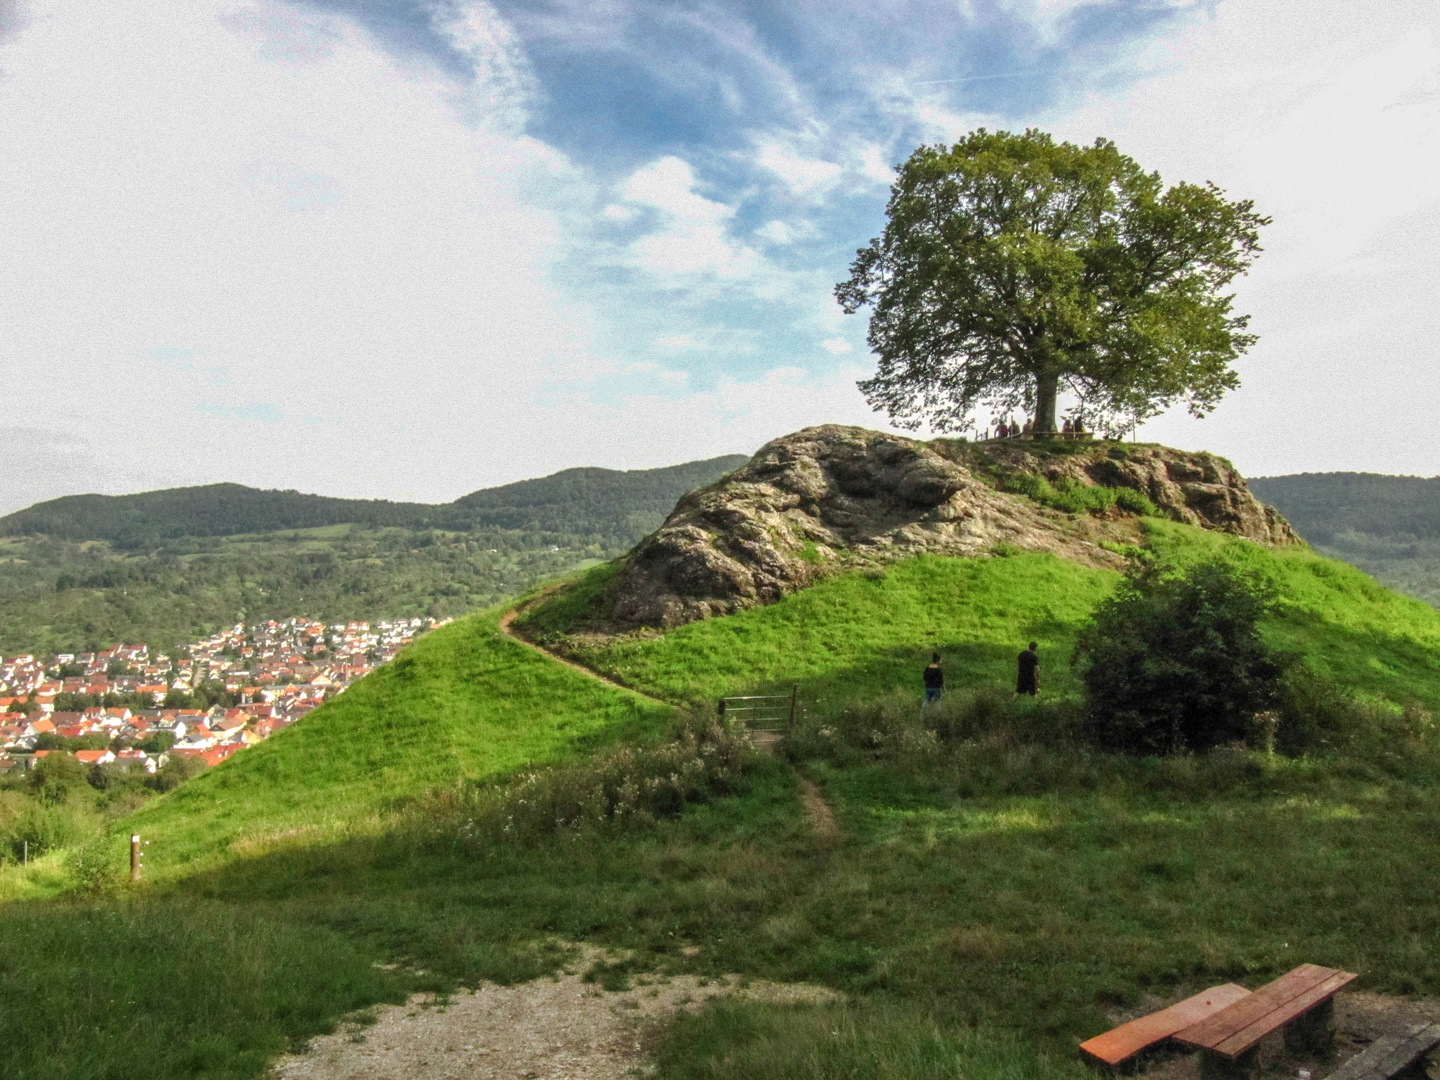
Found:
[0,616,445,775]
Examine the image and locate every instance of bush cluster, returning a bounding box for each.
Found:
[1073,559,1286,754]
[415,711,757,848]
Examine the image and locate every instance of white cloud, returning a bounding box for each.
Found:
[0,0,596,503]
[613,155,766,282]
[820,338,853,355]
[753,140,844,197]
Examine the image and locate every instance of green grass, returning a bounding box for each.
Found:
[525,552,1120,707]
[0,899,428,1080]
[523,521,1440,715]
[117,604,674,880]
[7,522,1440,1080]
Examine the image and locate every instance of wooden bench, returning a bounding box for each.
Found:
[1173,964,1358,1079]
[1325,1023,1440,1080]
[1080,983,1252,1068]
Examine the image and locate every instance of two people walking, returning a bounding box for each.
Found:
[922,641,1040,705]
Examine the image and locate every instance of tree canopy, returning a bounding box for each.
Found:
[836,128,1269,435]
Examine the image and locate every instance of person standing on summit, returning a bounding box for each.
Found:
[1016,642,1040,696]
[922,653,944,706]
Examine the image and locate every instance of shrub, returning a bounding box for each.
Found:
[1072,559,1287,754]
[1275,666,1437,755]
[0,802,96,862]
[145,755,207,793]
[29,753,88,806]
[1113,487,1159,516]
[417,711,756,848]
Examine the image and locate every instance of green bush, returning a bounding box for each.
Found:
[1275,666,1436,754]
[1072,559,1287,754]
[1114,487,1159,516]
[29,753,88,806]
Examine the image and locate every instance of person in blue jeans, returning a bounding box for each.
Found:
[922,652,944,706]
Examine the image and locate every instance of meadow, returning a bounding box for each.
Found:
[4,520,1440,1080]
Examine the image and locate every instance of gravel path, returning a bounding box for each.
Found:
[273,952,838,1080]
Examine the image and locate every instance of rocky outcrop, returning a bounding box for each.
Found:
[603,426,1298,630]
[944,441,1299,547]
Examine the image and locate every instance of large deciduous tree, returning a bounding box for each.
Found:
[835,129,1269,435]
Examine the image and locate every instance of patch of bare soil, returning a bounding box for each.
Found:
[272,950,838,1080]
[1117,991,1440,1080]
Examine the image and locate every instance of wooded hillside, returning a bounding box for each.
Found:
[1250,472,1440,608]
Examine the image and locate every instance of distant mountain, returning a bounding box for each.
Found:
[1250,472,1440,609]
[0,454,751,656]
[1248,472,1440,546]
[0,456,751,550]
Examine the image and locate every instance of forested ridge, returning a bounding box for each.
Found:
[0,456,748,550]
[1251,471,1440,608]
[0,455,748,655]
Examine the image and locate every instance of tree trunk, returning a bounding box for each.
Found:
[1033,371,1059,435]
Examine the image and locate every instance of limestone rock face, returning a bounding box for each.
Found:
[608,426,1298,630]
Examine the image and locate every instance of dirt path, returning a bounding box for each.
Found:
[497,607,670,708]
[273,951,840,1080]
[798,778,839,844]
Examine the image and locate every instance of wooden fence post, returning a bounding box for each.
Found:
[788,685,798,730]
[130,834,140,883]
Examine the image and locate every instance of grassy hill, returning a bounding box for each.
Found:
[520,517,1440,715]
[0,455,748,656]
[6,494,1440,1078]
[1251,472,1440,608]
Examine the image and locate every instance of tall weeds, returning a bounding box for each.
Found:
[411,711,757,848]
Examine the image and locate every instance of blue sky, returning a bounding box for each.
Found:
[0,0,1436,508]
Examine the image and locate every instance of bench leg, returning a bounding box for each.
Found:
[1201,1048,1258,1080]
[1284,998,1335,1056]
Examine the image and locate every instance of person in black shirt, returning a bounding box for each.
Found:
[922,652,944,706]
[1016,642,1040,696]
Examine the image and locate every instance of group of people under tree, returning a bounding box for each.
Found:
[922,641,1039,705]
[990,416,1088,440]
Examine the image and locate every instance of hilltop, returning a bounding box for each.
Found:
[519,426,1295,633]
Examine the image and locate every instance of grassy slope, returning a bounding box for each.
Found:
[8,521,1440,1080]
[529,520,1440,714]
[548,553,1119,707]
[121,606,674,879]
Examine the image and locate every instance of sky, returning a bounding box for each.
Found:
[0,0,1437,512]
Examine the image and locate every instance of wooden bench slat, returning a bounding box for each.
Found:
[1212,971,1356,1058]
[1080,984,1252,1067]
[1175,966,1335,1051]
[1175,965,1358,1059]
[1336,1022,1440,1080]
